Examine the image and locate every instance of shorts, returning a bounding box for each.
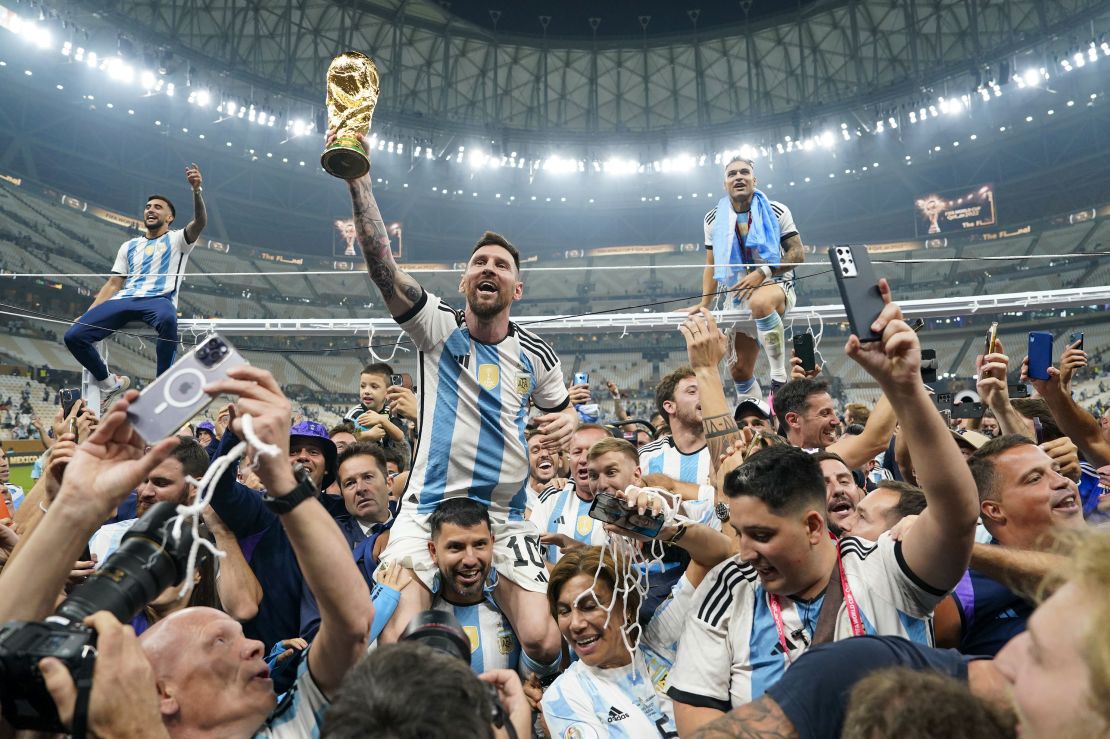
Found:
[723,278,796,316]
[379,507,549,594]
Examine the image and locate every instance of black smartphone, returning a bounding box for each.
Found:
[588,492,664,538]
[828,245,885,342]
[390,374,403,387]
[1009,383,1031,399]
[1069,332,1084,351]
[951,401,985,419]
[910,318,925,333]
[793,333,816,372]
[935,392,954,409]
[59,388,81,417]
[920,349,938,384]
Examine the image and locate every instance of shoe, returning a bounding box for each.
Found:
[770,378,786,395]
[100,374,131,412]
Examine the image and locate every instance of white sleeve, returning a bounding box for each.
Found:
[260,653,329,738]
[861,534,948,619]
[395,290,462,352]
[110,243,129,276]
[664,558,743,711]
[527,491,554,528]
[703,208,716,248]
[773,201,799,240]
[644,574,697,664]
[171,228,195,254]
[524,339,570,413]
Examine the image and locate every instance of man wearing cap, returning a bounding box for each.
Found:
[734,398,773,431]
[63,165,207,405]
[206,418,344,651]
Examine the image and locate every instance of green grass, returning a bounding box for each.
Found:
[9,465,35,492]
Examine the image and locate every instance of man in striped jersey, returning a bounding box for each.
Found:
[64,164,207,401]
[689,157,805,397]
[668,292,980,734]
[337,136,577,671]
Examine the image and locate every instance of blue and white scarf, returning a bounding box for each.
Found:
[712,190,781,287]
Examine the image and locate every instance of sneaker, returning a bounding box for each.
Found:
[100,374,131,412]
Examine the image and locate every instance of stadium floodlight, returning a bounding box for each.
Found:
[196,89,211,106]
[1074,51,1085,68]
[86,50,98,68]
[1088,43,1098,62]
[140,69,156,89]
[61,41,71,56]
[1023,68,1040,86]
[226,100,238,115]
[165,82,175,96]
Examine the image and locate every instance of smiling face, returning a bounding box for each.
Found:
[554,574,632,668]
[428,521,494,604]
[723,159,757,203]
[528,435,557,486]
[981,444,1085,550]
[819,458,864,529]
[143,197,173,232]
[787,392,842,449]
[289,438,327,489]
[459,244,522,320]
[728,495,828,597]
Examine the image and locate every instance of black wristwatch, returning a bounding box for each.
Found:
[262,465,315,515]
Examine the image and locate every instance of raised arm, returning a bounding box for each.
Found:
[682,308,742,467]
[1024,356,1110,467]
[204,366,371,698]
[976,340,1031,436]
[827,393,896,469]
[201,506,262,622]
[846,281,978,592]
[183,163,206,244]
[0,394,177,623]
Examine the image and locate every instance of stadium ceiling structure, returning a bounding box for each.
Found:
[47,0,1110,145]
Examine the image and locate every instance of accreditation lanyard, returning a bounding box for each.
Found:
[734,210,754,265]
[767,537,864,666]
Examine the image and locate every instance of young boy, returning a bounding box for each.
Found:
[344,362,408,451]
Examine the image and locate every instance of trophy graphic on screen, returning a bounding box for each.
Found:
[320,51,380,180]
[915,196,946,235]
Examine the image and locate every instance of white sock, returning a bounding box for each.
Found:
[756,312,787,383]
[734,377,762,402]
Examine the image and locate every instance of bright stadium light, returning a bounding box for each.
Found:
[1023,68,1040,86]
[195,89,211,106]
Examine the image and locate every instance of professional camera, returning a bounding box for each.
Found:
[401,610,515,738]
[0,502,198,732]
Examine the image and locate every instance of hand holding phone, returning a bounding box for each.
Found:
[829,245,886,342]
[984,322,999,357]
[588,492,664,538]
[793,333,816,373]
[1027,332,1053,382]
[126,333,249,444]
[573,371,589,387]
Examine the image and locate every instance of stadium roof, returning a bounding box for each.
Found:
[44,0,1110,143]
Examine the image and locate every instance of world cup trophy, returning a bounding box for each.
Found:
[320,51,380,180]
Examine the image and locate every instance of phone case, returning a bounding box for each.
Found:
[793,333,816,371]
[828,245,885,342]
[588,492,664,538]
[920,349,938,384]
[1069,332,1084,350]
[1027,332,1053,381]
[574,372,589,386]
[127,333,249,444]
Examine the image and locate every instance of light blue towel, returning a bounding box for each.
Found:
[712,190,782,287]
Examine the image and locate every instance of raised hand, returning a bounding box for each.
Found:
[185,162,203,190]
[844,280,918,391]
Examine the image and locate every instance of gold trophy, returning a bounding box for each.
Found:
[320,51,380,180]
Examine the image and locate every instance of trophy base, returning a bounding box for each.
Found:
[321,139,370,180]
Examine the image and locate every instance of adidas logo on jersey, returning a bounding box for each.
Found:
[607,706,630,723]
[554,516,565,525]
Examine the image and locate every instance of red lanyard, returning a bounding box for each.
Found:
[768,537,864,665]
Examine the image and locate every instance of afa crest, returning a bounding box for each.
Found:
[478,364,500,390]
[515,372,531,397]
[576,516,594,537]
[497,633,514,655]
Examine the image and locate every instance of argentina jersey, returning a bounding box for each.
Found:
[431,594,522,675]
[396,290,569,521]
[638,436,711,486]
[666,534,947,710]
[527,482,608,564]
[110,229,194,306]
[703,201,798,290]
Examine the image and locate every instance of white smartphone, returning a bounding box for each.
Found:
[127,333,248,444]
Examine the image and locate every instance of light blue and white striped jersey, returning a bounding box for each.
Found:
[431,593,522,675]
[396,290,569,521]
[88,519,137,564]
[541,575,695,738]
[638,436,712,487]
[110,228,194,306]
[256,648,329,738]
[665,534,946,710]
[527,481,609,564]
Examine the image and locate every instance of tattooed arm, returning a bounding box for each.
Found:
[681,309,743,469]
[688,696,799,739]
[771,233,804,278]
[347,175,423,317]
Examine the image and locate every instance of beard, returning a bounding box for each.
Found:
[465,285,510,319]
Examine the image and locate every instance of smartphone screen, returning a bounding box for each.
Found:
[588,492,663,538]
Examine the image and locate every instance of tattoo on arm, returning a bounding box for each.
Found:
[186,190,207,242]
[349,178,421,307]
[703,412,742,470]
[689,697,799,739]
[773,235,805,277]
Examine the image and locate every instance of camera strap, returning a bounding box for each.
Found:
[71,655,96,739]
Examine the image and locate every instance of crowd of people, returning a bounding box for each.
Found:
[0,141,1108,739]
